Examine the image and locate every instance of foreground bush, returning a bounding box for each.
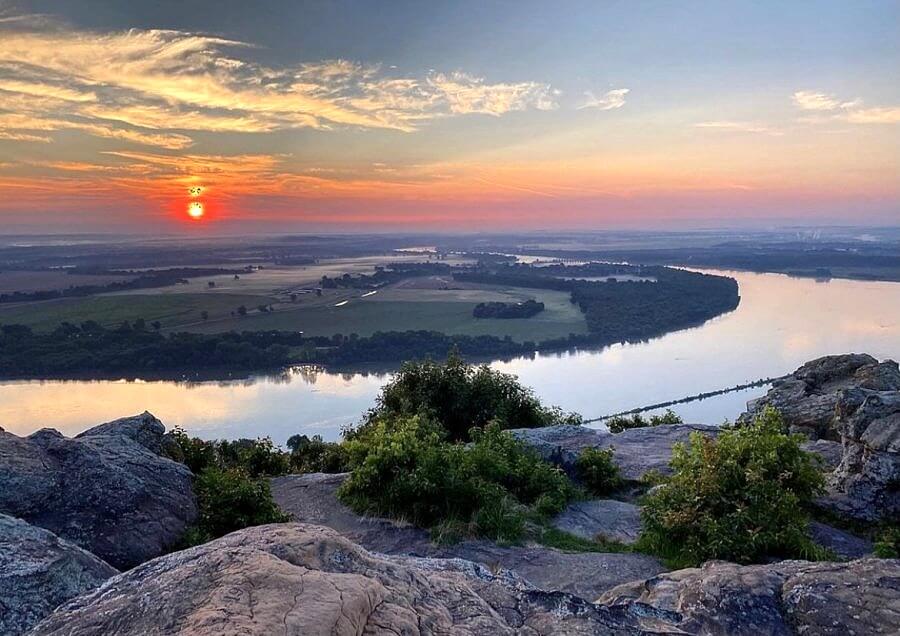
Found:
[338,417,578,543]
[356,351,581,442]
[637,407,825,567]
[181,467,289,546]
[575,447,623,495]
[607,409,682,434]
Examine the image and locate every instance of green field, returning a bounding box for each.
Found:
[0,259,590,342]
[0,293,273,332]
[186,287,588,341]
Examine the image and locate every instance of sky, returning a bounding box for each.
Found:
[0,0,898,233]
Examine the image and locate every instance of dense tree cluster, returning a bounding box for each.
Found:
[473,299,544,319]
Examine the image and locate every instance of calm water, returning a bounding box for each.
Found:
[2,270,898,443]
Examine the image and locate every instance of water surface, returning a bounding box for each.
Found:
[1,271,897,443]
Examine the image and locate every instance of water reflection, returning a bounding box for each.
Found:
[1,271,897,444]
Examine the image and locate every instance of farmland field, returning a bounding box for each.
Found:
[0,270,135,293]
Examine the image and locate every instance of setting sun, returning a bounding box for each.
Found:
[187,201,204,219]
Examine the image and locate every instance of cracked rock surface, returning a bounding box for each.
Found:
[0,412,197,569]
[1,514,117,636]
[270,473,665,601]
[598,557,900,636]
[28,523,656,636]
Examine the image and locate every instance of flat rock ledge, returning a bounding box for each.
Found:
[270,472,665,601]
[599,557,900,636]
[0,412,198,570]
[1,514,117,636]
[28,523,657,636]
[552,499,642,545]
[509,423,721,481]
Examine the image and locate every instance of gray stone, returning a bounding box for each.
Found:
[270,473,666,600]
[0,514,116,635]
[598,558,900,635]
[800,438,843,471]
[552,499,643,544]
[740,354,900,439]
[509,423,721,481]
[29,523,652,636]
[820,388,900,522]
[809,521,873,559]
[0,412,197,569]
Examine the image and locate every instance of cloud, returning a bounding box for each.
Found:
[0,18,557,147]
[792,90,898,125]
[694,121,782,135]
[577,88,629,111]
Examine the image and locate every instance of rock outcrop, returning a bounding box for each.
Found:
[509,423,721,481]
[0,412,197,569]
[29,523,654,636]
[741,354,900,439]
[821,387,900,521]
[598,557,900,635]
[0,514,117,635]
[270,472,665,600]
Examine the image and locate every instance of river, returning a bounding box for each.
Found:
[1,270,897,443]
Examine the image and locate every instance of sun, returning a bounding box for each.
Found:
[187,201,204,219]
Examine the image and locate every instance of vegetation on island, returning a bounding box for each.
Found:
[636,408,827,567]
[606,409,683,433]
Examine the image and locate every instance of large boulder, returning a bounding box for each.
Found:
[509,423,721,481]
[598,558,900,635]
[0,514,116,635]
[0,412,197,569]
[29,523,652,635]
[820,387,900,522]
[740,354,900,439]
[270,473,665,600]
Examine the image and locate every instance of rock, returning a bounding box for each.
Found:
[741,354,900,439]
[29,523,652,635]
[0,412,197,570]
[808,521,873,559]
[800,438,843,471]
[820,387,900,522]
[509,423,721,481]
[270,473,666,600]
[598,558,900,635]
[0,514,116,635]
[552,500,643,545]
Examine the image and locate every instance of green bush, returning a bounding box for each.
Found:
[286,434,349,473]
[575,447,623,495]
[338,416,578,543]
[607,409,682,434]
[182,467,290,546]
[874,526,899,558]
[168,428,291,477]
[636,407,826,567]
[355,351,581,442]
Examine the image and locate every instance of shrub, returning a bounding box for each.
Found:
[286,434,350,473]
[575,447,623,495]
[355,351,580,442]
[182,467,290,546]
[874,526,899,558]
[636,407,826,567]
[338,417,578,543]
[168,428,291,477]
[607,409,682,434]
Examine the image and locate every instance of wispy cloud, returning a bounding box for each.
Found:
[0,19,557,148]
[577,88,629,111]
[694,121,783,136]
[792,90,899,125]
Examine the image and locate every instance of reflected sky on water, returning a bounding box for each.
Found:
[1,271,897,444]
